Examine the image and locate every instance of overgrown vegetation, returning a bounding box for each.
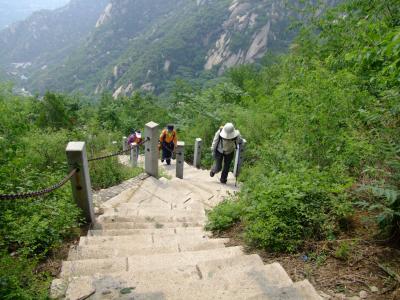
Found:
[0,88,158,298]
[1,0,399,297]
[200,0,400,252]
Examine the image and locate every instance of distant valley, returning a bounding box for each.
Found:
[0,0,334,97]
[0,0,69,29]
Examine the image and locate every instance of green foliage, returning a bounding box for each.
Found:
[206,200,244,232]
[334,241,355,261]
[0,89,160,298]
[0,0,399,296]
[358,185,400,238]
[0,253,50,300]
[207,165,352,252]
[35,92,80,129]
[90,158,142,190]
[191,0,400,251]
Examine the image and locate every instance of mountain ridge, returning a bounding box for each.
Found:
[0,0,333,97]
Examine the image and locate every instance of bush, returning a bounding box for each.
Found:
[206,200,244,232]
[0,187,82,256]
[207,165,353,252]
[90,157,143,190]
[0,253,49,300]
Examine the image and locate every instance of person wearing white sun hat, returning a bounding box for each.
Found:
[210,123,243,184]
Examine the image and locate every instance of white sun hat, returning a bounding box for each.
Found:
[220,123,239,139]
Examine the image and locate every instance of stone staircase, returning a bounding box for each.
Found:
[51,159,321,299]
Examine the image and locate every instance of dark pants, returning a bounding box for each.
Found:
[161,142,174,164]
[212,151,234,182]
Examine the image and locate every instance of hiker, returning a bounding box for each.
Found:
[127,129,143,158]
[210,123,243,184]
[159,124,178,165]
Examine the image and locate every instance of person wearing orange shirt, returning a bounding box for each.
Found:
[159,124,178,165]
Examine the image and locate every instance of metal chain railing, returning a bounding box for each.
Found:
[0,137,150,200]
[88,137,150,162]
[0,168,79,200]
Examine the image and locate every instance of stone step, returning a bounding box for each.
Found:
[98,213,205,223]
[134,176,195,202]
[68,238,229,260]
[88,226,207,237]
[263,262,293,287]
[179,177,237,196]
[114,203,205,218]
[93,221,204,230]
[169,180,215,207]
[61,246,244,277]
[247,280,322,300]
[101,184,142,209]
[100,208,206,221]
[62,255,302,300]
[79,231,210,246]
[292,280,322,300]
[117,200,205,212]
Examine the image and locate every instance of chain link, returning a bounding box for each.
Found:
[0,168,79,200]
[88,137,150,162]
[0,137,151,200]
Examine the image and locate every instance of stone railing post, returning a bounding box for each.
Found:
[122,136,127,151]
[176,141,185,179]
[66,142,95,223]
[233,139,247,178]
[130,143,138,167]
[145,121,159,178]
[193,138,202,169]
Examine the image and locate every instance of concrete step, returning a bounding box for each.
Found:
[88,226,207,237]
[68,238,229,260]
[169,180,215,207]
[292,280,322,300]
[130,176,196,204]
[98,213,205,223]
[61,246,244,277]
[263,262,293,287]
[79,231,211,246]
[62,255,300,300]
[93,221,204,230]
[104,206,206,217]
[117,200,205,212]
[248,280,322,300]
[101,184,142,209]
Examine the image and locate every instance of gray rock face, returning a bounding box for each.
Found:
[204,0,290,74]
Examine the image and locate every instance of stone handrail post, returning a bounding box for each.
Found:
[176,141,185,179]
[130,142,138,167]
[145,121,159,178]
[66,142,95,223]
[193,138,202,169]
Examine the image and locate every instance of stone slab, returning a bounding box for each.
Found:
[68,239,229,260]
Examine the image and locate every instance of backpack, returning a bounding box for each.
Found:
[217,128,237,152]
[161,129,176,143]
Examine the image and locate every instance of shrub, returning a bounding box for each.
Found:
[206,200,244,232]
[90,157,142,190]
[0,253,49,300]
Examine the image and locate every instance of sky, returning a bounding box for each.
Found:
[0,0,70,29]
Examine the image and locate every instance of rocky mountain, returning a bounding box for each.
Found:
[0,0,108,67]
[0,0,70,29]
[0,0,333,97]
